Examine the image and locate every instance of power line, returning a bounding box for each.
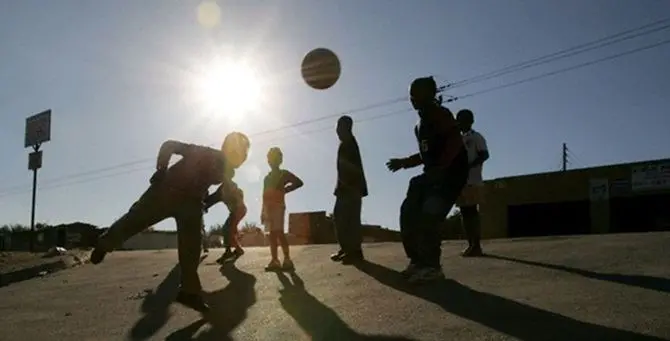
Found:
[3,25,669,198]
[566,146,587,169]
[0,108,415,200]
[0,97,408,196]
[446,37,670,102]
[3,36,669,198]
[10,17,670,193]
[444,17,670,90]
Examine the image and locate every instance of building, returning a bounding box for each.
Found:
[480,158,670,239]
[288,211,402,244]
[0,222,99,252]
[288,211,334,244]
[121,230,178,250]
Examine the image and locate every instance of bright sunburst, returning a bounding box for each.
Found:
[193,59,263,123]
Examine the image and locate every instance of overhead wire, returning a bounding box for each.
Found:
[0,108,414,200]
[443,17,670,90]
[1,19,669,199]
[445,37,670,103]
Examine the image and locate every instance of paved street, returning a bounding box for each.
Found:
[1,232,669,341]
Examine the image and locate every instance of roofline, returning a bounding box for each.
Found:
[488,157,670,183]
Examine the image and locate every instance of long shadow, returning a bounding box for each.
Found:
[354,261,667,341]
[166,261,257,341]
[485,254,670,293]
[276,271,417,341]
[128,255,207,341]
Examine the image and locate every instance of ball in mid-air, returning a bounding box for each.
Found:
[301,48,341,90]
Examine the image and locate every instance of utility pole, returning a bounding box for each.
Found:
[562,143,568,172]
[25,110,52,252]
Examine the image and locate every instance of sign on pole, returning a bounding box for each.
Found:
[28,150,43,170]
[24,109,52,253]
[25,110,51,148]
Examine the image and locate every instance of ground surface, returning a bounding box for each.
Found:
[1,233,669,341]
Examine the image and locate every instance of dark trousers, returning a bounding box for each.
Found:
[222,203,246,249]
[96,184,204,294]
[333,194,363,255]
[221,217,232,249]
[460,205,482,247]
[400,154,468,268]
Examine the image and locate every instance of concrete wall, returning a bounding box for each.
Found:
[480,158,670,238]
[122,231,178,250]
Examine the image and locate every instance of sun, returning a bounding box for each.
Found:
[194,60,263,122]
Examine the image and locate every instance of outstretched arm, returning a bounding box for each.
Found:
[402,153,423,169]
[283,171,304,194]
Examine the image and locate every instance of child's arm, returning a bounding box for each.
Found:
[282,170,304,194]
[470,132,490,169]
[203,186,222,212]
[204,179,240,212]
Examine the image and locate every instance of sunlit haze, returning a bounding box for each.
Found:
[1,0,669,232]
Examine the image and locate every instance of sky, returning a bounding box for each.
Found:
[1,0,669,231]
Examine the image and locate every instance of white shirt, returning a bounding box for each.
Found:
[462,129,488,185]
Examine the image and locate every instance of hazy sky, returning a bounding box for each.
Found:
[1,0,669,231]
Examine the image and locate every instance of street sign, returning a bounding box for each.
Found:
[28,150,43,170]
[25,110,51,148]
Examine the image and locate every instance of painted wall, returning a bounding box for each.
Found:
[480,158,670,238]
[122,231,178,250]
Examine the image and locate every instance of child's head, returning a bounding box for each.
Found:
[267,147,283,168]
[456,109,475,132]
[221,131,250,169]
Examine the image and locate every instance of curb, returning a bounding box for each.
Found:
[0,253,90,288]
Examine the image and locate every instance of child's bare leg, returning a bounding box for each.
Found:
[278,232,290,260]
[269,230,279,261]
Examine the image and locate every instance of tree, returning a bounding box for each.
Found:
[240,222,262,235]
[208,224,226,236]
[0,224,30,232]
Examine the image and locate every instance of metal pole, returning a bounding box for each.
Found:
[29,144,39,253]
[562,143,567,172]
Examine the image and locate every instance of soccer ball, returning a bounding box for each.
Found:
[301,47,341,90]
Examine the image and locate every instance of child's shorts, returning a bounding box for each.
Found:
[264,206,286,232]
[456,184,486,208]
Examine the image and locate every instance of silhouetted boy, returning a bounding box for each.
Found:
[456,109,489,257]
[386,76,469,283]
[204,182,247,262]
[331,115,368,264]
[91,132,250,312]
[262,147,303,271]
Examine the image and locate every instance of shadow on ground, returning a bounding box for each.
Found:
[166,260,256,341]
[275,271,417,341]
[128,255,207,341]
[485,254,670,294]
[354,260,667,341]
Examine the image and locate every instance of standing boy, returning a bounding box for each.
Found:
[386,76,469,283]
[331,115,368,264]
[262,147,304,271]
[91,132,250,312]
[204,176,247,263]
[456,109,489,257]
